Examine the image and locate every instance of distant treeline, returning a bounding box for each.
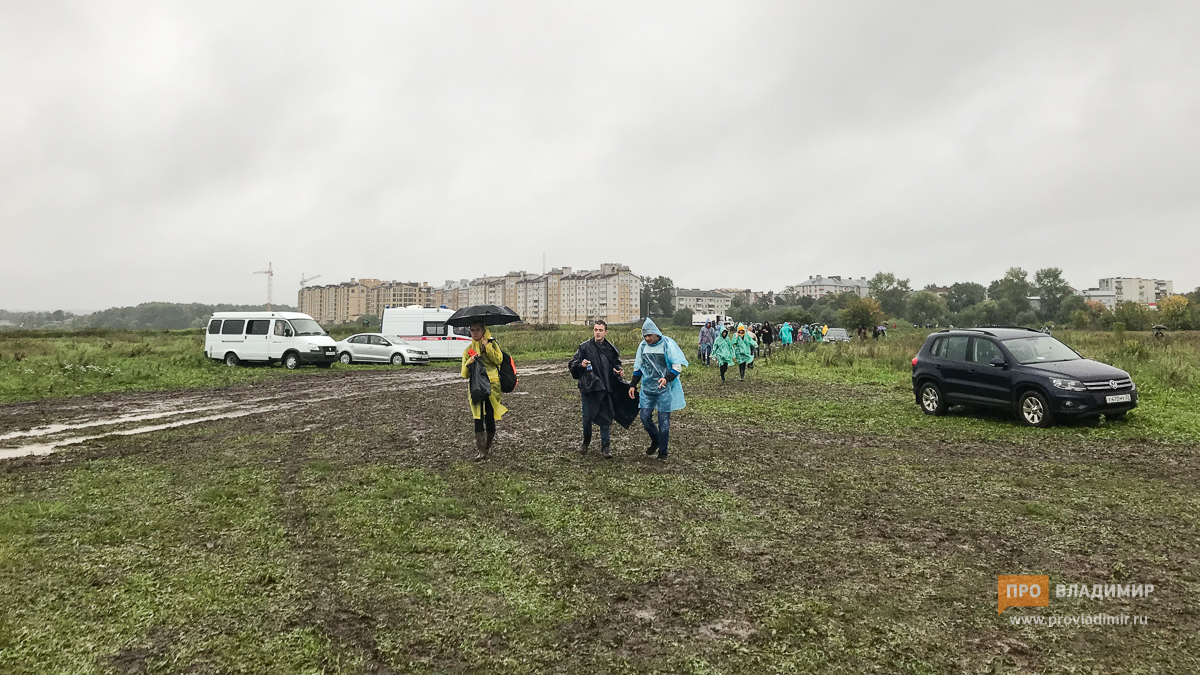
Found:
[0,303,297,331]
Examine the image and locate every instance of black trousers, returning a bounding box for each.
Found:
[739,362,747,378]
[719,363,728,380]
[473,398,496,434]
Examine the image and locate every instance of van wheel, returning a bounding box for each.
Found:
[918,381,946,416]
[391,353,405,366]
[339,351,353,365]
[1018,391,1053,427]
[224,352,240,367]
[283,353,301,370]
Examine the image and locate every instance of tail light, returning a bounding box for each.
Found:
[911,356,918,366]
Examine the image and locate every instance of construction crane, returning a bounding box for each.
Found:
[254,262,274,311]
[300,273,321,287]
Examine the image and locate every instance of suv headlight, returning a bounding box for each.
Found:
[1051,378,1085,391]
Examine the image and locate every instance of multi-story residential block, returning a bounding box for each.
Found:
[1086,277,1175,308]
[298,278,430,325]
[298,262,640,326]
[795,275,870,299]
[674,289,733,314]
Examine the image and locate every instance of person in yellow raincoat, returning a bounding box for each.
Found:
[461,322,507,461]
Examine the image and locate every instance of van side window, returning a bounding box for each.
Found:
[273,320,290,336]
[208,320,222,335]
[423,322,447,336]
[246,320,270,335]
[221,319,245,335]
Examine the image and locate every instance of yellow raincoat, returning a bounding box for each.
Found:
[460,328,508,420]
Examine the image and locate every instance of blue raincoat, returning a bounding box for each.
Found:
[779,322,793,345]
[633,318,689,413]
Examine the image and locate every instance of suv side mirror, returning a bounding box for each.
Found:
[989,356,1007,368]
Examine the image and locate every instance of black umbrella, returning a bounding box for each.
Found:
[1153,324,1168,331]
[446,304,522,327]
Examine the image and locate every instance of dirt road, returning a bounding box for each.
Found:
[0,363,562,460]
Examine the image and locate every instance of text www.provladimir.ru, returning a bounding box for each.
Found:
[1008,614,1149,627]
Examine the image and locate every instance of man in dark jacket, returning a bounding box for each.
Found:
[568,321,627,458]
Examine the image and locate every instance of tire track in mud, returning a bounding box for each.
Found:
[277,432,397,674]
[0,364,561,460]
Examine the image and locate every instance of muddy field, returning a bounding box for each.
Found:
[1,359,1198,674]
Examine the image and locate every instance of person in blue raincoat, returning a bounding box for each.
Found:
[630,318,688,460]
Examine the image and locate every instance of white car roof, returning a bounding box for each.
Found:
[210,312,315,320]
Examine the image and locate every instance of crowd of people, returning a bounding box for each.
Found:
[458,316,895,463]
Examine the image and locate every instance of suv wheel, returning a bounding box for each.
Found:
[918,381,946,416]
[391,353,405,366]
[339,351,353,365]
[283,353,301,370]
[1018,390,1053,427]
[224,352,240,367]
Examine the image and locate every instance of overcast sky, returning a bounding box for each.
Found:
[3,1,1198,310]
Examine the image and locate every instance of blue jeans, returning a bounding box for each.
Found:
[640,408,671,456]
[582,416,610,445]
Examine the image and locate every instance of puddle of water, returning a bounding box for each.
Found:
[0,404,238,441]
[0,364,563,461]
[0,407,277,460]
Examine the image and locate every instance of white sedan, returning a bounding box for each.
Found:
[336,333,429,365]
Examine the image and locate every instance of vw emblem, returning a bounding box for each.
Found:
[1109,380,1119,389]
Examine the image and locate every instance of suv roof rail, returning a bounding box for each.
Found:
[937,327,996,337]
[977,325,1040,332]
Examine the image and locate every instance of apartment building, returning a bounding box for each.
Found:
[298,278,430,325]
[674,289,733,314]
[300,262,641,326]
[1088,277,1175,308]
[795,275,870,299]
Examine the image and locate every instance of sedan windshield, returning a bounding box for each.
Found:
[290,319,326,336]
[1002,336,1081,364]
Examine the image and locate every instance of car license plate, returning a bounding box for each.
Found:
[1106,394,1131,404]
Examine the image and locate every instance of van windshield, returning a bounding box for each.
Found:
[1002,336,1081,364]
[290,319,326,336]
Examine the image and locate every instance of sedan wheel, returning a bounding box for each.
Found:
[391,353,405,366]
[1018,391,1053,428]
[339,352,353,365]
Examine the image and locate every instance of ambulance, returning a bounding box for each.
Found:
[379,306,474,359]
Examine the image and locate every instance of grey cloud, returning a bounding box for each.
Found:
[2,1,1197,309]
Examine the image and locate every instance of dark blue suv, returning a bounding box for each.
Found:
[911,327,1137,427]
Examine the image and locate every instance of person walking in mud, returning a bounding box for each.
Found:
[568,320,627,459]
[713,325,735,383]
[698,321,716,366]
[732,323,755,381]
[630,318,688,460]
[760,321,774,357]
[461,321,506,461]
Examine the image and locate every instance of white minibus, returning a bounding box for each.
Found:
[205,311,338,369]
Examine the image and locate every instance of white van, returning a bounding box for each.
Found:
[205,311,338,369]
[380,306,474,359]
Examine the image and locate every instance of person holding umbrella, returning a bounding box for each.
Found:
[630,318,688,460]
[449,305,520,461]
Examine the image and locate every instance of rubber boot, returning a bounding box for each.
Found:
[486,431,495,452]
[579,441,590,456]
[471,431,489,462]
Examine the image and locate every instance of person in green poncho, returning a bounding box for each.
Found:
[712,326,735,383]
[732,323,755,381]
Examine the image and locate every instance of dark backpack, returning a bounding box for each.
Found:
[497,343,518,393]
